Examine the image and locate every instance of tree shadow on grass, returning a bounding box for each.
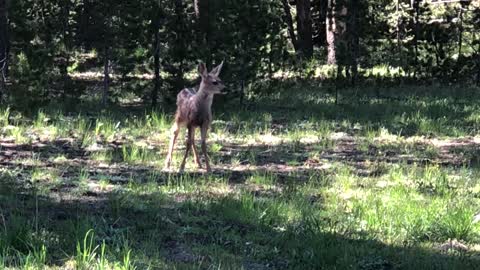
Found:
[216,81,480,138]
[0,132,479,189]
[1,134,480,268]
[1,176,479,270]
[212,136,480,176]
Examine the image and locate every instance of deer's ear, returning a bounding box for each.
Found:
[210,61,224,77]
[198,63,208,78]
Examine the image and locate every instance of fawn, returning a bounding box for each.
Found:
[164,61,225,172]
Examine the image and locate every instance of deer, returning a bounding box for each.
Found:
[164,61,225,173]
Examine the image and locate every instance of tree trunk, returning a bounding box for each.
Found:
[281,0,298,51]
[194,0,200,18]
[326,0,336,64]
[412,0,419,78]
[457,5,465,58]
[103,45,109,107]
[171,0,186,94]
[312,0,328,47]
[396,0,401,56]
[194,0,211,68]
[61,0,71,100]
[239,79,245,108]
[152,20,160,108]
[477,58,480,86]
[0,0,8,97]
[477,42,480,86]
[349,0,359,86]
[477,56,480,86]
[326,0,347,65]
[296,0,313,58]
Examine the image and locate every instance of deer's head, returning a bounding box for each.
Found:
[198,61,225,94]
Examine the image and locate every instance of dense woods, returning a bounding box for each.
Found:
[0,0,477,108]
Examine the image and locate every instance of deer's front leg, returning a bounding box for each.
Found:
[179,125,194,173]
[200,124,211,172]
[164,122,180,170]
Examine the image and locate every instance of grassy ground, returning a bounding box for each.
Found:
[1,84,480,269]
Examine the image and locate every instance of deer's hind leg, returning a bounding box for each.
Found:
[164,121,180,170]
[200,124,211,172]
[190,127,202,169]
[179,125,194,173]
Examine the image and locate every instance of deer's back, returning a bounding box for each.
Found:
[175,88,211,127]
[176,88,196,108]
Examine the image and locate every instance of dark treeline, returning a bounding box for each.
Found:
[0,0,478,108]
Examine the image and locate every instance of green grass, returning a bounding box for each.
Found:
[0,85,480,269]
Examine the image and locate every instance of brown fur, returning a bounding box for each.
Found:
[164,62,225,172]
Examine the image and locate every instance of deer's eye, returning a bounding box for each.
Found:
[212,81,219,85]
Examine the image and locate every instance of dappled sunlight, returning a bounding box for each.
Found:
[70,71,155,81]
[250,133,284,145]
[1,90,480,268]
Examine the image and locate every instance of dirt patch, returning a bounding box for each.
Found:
[164,241,202,263]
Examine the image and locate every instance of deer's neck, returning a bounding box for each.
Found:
[195,84,214,109]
